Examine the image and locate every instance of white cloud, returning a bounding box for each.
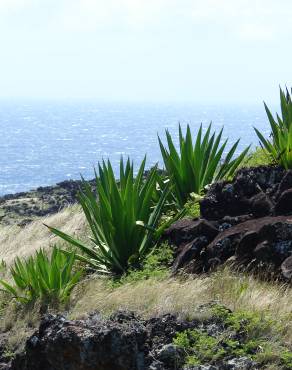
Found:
[186,0,292,42]
[52,0,171,32]
[239,23,275,42]
[1,0,291,43]
[0,0,33,12]
[44,0,292,44]
[0,0,292,101]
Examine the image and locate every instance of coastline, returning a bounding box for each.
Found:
[0,179,95,227]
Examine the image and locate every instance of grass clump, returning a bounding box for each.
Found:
[114,242,173,285]
[174,329,226,365]
[241,147,273,168]
[183,197,201,218]
[0,246,81,305]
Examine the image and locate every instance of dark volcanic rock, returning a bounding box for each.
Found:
[166,165,292,278]
[12,313,147,370]
[200,182,251,220]
[10,312,196,370]
[275,189,292,215]
[0,179,97,226]
[169,215,292,275]
[172,236,208,272]
[249,192,274,217]
[10,308,261,370]
[235,230,259,257]
[276,169,292,195]
[191,216,292,274]
[200,165,287,221]
[164,219,218,250]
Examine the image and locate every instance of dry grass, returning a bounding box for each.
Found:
[70,269,292,343]
[0,204,87,265]
[0,299,42,353]
[0,204,291,354]
[1,267,291,354]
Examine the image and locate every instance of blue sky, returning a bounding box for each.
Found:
[0,0,291,103]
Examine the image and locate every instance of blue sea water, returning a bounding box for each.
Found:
[0,100,272,196]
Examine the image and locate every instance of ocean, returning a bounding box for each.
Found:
[0,100,272,196]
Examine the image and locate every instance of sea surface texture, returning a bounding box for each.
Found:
[0,100,272,195]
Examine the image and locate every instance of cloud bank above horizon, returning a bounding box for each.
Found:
[0,0,291,103]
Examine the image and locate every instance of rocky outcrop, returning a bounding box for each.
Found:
[166,166,292,279]
[9,308,261,370]
[200,165,288,220]
[0,179,96,226]
[0,167,160,227]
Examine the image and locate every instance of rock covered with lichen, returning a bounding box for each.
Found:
[5,303,291,370]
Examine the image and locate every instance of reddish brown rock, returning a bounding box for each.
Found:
[171,236,208,272]
[164,218,218,249]
[171,216,292,276]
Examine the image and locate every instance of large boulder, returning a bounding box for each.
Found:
[9,307,262,370]
[11,313,147,370]
[200,166,289,220]
[165,166,292,279]
[171,215,292,277]
[9,311,197,370]
[164,218,218,250]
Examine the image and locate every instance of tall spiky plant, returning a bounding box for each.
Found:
[0,247,81,304]
[158,124,250,207]
[46,157,171,274]
[254,87,292,169]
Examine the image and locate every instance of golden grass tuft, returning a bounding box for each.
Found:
[0,205,87,265]
[70,268,292,343]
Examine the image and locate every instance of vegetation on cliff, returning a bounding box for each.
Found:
[0,87,292,369]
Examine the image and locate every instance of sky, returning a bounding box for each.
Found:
[0,0,292,103]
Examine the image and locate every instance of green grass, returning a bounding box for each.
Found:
[174,303,292,369]
[241,147,273,168]
[111,242,173,286]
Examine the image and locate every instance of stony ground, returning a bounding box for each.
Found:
[7,304,289,370]
[0,179,95,226]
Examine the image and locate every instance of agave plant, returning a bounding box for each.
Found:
[158,124,250,207]
[0,247,81,304]
[46,157,171,274]
[254,87,292,169]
